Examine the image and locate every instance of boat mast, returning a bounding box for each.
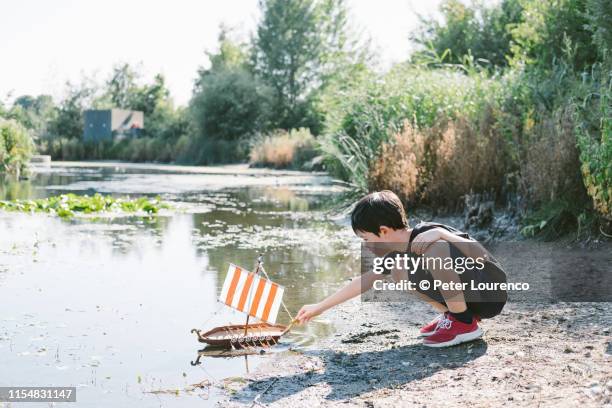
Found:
[244,254,264,336]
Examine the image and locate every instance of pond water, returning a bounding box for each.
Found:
[0,162,360,407]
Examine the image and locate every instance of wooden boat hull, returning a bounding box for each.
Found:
[191,322,288,349]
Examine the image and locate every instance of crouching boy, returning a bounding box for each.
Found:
[296,190,507,347]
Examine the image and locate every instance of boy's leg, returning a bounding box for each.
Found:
[390,266,448,313]
[389,265,448,337]
[414,291,448,313]
[423,240,468,314]
[420,240,483,347]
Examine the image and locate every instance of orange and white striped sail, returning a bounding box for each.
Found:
[219,263,285,324]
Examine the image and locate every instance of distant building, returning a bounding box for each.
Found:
[83,109,144,142]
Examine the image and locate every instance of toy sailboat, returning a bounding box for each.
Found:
[191,255,295,349]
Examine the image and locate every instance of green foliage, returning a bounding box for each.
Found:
[190,67,275,142]
[574,62,612,219]
[520,199,584,239]
[99,64,182,140]
[319,64,506,188]
[48,78,97,140]
[412,0,523,68]
[38,135,194,164]
[28,63,191,163]
[585,0,612,59]
[9,2,365,166]
[0,193,170,218]
[510,0,598,70]
[0,119,34,175]
[251,0,357,130]
[414,0,609,72]
[312,0,611,239]
[102,65,171,117]
[188,27,276,148]
[144,104,190,143]
[9,95,57,142]
[206,24,249,72]
[195,138,251,165]
[103,63,141,109]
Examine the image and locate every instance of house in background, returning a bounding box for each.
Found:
[83,109,144,142]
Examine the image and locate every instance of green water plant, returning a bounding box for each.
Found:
[0,193,170,218]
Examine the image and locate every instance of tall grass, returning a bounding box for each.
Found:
[369,110,509,208]
[319,64,508,194]
[38,134,212,164]
[319,60,609,238]
[249,128,318,170]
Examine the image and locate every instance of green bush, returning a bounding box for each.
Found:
[0,119,34,176]
[191,138,250,165]
[190,68,275,142]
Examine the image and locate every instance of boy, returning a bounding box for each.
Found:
[296,190,507,347]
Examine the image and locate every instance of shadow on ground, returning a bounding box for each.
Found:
[230,340,488,404]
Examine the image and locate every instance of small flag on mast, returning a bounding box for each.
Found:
[219,263,285,324]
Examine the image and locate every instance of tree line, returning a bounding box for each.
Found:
[1,0,610,238]
[1,0,366,165]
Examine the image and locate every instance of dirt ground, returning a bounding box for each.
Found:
[216,297,611,408]
[212,212,611,408]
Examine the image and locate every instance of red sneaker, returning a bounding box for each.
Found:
[423,314,483,347]
[419,313,446,337]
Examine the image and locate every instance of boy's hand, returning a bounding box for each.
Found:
[296,303,322,325]
[411,228,444,255]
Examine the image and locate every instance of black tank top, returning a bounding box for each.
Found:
[408,221,471,249]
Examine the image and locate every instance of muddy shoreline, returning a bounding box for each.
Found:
[215,210,611,407]
[219,298,611,407]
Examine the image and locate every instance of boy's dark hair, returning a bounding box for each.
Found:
[351,190,408,235]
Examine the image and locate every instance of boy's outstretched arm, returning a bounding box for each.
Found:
[295,270,380,324]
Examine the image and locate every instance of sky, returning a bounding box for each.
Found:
[0,0,442,107]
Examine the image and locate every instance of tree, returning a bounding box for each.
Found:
[104,63,140,109]
[206,23,249,73]
[130,74,170,117]
[49,80,97,139]
[190,26,275,141]
[99,64,178,138]
[190,68,274,141]
[10,95,57,141]
[251,0,356,129]
[510,0,598,70]
[411,0,523,68]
